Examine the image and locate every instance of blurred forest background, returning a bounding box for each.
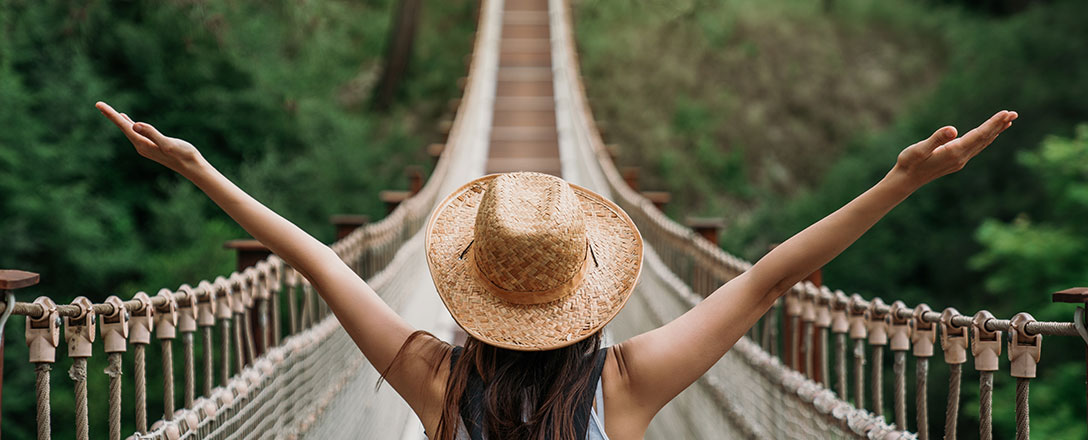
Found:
[1,0,1087,438]
[576,0,1088,438]
[0,0,475,438]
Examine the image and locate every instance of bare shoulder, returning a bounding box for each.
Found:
[600,344,654,439]
[390,334,454,435]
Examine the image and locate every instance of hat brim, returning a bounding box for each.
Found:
[425,174,644,351]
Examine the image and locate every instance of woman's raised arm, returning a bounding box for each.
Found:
[95,102,446,416]
[609,110,1018,420]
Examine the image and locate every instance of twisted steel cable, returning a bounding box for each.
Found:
[916,357,928,440]
[70,358,89,440]
[35,363,51,440]
[945,363,961,440]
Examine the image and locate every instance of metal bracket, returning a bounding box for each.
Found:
[1074,307,1088,346]
[0,291,14,342]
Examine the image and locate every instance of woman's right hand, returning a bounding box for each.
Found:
[96,101,205,177]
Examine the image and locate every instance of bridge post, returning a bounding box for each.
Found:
[427,143,446,166]
[640,191,671,212]
[223,240,272,273]
[332,215,371,241]
[1052,287,1088,434]
[621,167,640,191]
[686,218,724,297]
[0,269,41,439]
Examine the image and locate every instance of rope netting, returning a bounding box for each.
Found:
[2,0,1085,439]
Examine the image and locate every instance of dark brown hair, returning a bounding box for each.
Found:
[384,330,603,440]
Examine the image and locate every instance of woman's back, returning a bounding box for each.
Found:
[449,346,610,440]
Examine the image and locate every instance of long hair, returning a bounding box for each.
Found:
[384,330,603,440]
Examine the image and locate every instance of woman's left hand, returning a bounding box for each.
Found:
[892,110,1018,188]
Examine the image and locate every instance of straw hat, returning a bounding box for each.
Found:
[425,172,643,351]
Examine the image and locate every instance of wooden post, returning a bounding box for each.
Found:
[223,240,272,272]
[621,167,640,191]
[686,217,724,296]
[1053,287,1088,434]
[379,190,412,215]
[641,191,671,212]
[687,217,724,246]
[0,269,41,437]
[605,144,620,163]
[330,215,370,241]
[427,143,446,165]
[405,166,424,195]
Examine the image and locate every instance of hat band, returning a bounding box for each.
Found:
[467,242,591,305]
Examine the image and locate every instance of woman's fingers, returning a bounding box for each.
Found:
[955,110,1017,156]
[133,122,171,148]
[96,101,157,149]
[96,102,130,129]
[898,125,957,167]
[919,126,958,156]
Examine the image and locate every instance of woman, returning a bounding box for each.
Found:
[95,101,1015,439]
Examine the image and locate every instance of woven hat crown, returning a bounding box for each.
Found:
[473,173,587,295]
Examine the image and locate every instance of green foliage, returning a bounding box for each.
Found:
[575,0,945,219]
[0,0,475,438]
[973,125,1088,307]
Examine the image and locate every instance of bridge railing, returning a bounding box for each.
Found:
[551,0,1086,438]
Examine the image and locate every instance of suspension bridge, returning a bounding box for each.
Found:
[2,0,1086,439]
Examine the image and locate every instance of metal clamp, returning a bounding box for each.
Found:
[101,295,129,353]
[25,297,60,363]
[1008,312,1042,379]
[867,298,889,346]
[255,266,273,301]
[801,284,816,324]
[155,288,179,340]
[939,307,968,365]
[0,291,14,343]
[815,287,832,329]
[229,273,248,314]
[64,297,96,358]
[971,310,1001,372]
[131,291,154,345]
[196,281,218,328]
[176,284,199,333]
[910,303,935,357]
[214,276,234,320]
[830,290,849,334]
[848,294,868,339]
[1074,307,1088,346]
[786,290,802,318]
[888,300,912,351]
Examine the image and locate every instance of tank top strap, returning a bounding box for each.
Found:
[450,347,608,440]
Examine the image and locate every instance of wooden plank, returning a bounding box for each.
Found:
[1054,287,1088,303]
[492,110,556,127]
[0,270,39,290]
[488,141,560,158]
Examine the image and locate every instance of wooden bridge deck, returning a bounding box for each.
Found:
[486,0,562,177]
